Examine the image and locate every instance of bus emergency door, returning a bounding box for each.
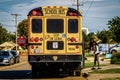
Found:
[44,18,66,54]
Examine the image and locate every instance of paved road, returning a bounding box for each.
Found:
[0,56,87,80]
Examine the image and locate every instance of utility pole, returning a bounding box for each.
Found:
[11,14,21,51]
[72,0,84,11]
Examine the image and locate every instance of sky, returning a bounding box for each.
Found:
[0,0,120,33]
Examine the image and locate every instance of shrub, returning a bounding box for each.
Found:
[111,52,120,64]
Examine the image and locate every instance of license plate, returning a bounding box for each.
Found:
[53,42,58,49]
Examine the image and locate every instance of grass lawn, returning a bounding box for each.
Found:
[90,68,120,74]
[90,68,120,80]
[84,62,94,68]
[84,61,106,68]
[100,77,120,80]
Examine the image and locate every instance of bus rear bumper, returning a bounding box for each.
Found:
[28,55,82,63]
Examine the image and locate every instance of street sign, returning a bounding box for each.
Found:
[17,36,26,46]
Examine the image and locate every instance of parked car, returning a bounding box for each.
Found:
[0,50,15,65]
[10,50,20,63]
[109,43,120,54]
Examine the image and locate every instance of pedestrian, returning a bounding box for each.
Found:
[89,39,101,70]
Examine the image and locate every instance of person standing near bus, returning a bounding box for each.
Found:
[89,39,101,70]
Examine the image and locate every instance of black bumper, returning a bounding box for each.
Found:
[28,55,82,63]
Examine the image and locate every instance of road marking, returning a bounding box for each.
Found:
[0,61,27,70]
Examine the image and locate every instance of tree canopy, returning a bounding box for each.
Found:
[108,16,120,42]
[17,19,28,38]
[0,23,15,44]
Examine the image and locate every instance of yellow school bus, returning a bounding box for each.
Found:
[28,6,83,77]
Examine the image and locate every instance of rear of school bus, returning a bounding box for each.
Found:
[28,6,83,77]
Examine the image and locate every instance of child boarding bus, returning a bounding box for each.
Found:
[27,6,83,77]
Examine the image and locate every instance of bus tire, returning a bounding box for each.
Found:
[32,65,38,78]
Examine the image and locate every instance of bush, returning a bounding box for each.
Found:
[111,52,120,64]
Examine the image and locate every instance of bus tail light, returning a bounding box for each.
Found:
[31,45,34,49]
[67,8,80,16]
[34,37,39,42]
[69,12,74,16]
[73,13,77,16]
[69,12,78,16]
[30,37,34,42]
[31,10,42,16]
[76,45,79,49]
[70,37,76,42]
[28,7,43,16]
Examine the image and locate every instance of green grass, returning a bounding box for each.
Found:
[84,62,94,68]
[100,77,120,80]
[85,53,94,57]
[90,68,120,74]
[84,61,106,68]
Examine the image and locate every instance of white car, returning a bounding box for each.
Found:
[109,43,120,54]
[0,50,15,65]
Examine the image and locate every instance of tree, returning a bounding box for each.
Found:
[17,19,28,38]
[0,23,15,44]
[108,16,120,42]
[96,30,114,43]
[84,32,95,50]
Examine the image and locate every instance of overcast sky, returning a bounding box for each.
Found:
[0,0,120,33]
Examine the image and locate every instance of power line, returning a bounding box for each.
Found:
[72,0,84,11]
[0,19,22,22]
[85,16,111,19]
[1,24,14,27]
[0,20,14,22]
[83,0,94,19]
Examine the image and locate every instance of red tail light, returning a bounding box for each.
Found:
[30,37,34,42]
[73,13,77,16]
[70,37,76,42]
[34,37,39,42]
[31,10,41,16]
[69,12,73,16]
[32,10,37,15]
[31,45,34,49]
[76,45,79,49]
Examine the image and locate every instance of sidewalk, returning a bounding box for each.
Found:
[82,57,120,80]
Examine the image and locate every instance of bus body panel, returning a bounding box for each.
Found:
[27,6,83,76]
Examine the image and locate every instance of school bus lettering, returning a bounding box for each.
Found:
[45,8,57,14]
[44,8,65,15]
[58,9,65,14]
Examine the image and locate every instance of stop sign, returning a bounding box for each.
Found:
[17,36,26,46]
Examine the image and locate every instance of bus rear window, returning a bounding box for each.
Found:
[32,19,42,33]
[47,19,64,33]
[68,19,78,33]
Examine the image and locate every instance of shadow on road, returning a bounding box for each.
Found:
[0,70,69,79]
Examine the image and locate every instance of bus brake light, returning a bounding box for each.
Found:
[76,45,79,49]
[70,37,76,42]
[30,37,34,42]
[31,10,41,16]
[32,10,37,15]
[34,37,39,42]
[31,45,34,49]
[69,12,73,16]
